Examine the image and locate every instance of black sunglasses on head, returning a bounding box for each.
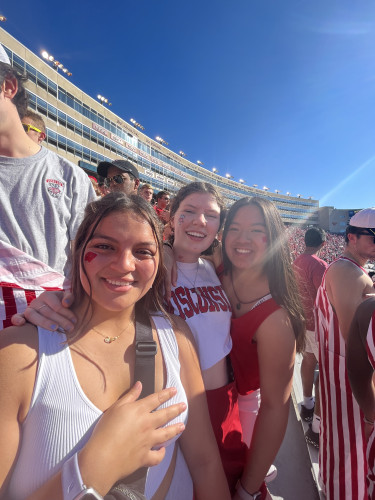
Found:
[104,174,130,188]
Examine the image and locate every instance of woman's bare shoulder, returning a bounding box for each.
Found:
[0,324,39,371]
[256,306,295,347]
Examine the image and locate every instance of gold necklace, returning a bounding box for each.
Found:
[92,313,135,344]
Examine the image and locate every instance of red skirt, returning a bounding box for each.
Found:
[206,381,248,494]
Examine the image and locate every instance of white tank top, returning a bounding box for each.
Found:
[7,315,188,499]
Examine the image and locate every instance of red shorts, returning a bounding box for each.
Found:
[206,381,248,494]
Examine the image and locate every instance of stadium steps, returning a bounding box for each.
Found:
[292,354,324,498]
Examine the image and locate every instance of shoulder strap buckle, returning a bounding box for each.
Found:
[136,340,157,357]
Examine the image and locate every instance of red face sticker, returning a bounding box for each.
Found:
[84,251,97,263]
[262,235,268,243]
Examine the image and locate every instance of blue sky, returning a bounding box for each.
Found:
[2,1,375,209]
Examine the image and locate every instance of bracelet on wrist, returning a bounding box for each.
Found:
[235,480,262,500]
[61,453,103,500]
[364,416,374,426]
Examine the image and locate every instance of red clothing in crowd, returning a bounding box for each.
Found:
[293,253,327,331]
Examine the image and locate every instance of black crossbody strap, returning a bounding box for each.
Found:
[134,304,157,399]
[104,307,157,499]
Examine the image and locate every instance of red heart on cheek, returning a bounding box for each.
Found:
[84,252,97,263]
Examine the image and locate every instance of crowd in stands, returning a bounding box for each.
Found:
[287,227,345,264]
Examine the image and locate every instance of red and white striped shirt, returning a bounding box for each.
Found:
[0,241,66,330]
[365,312,375,499]
[315,256,368,500]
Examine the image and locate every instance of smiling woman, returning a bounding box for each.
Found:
[164,182,248,495]
[220,197,305,499]
[0,193,230,500]
[78,213,159,315]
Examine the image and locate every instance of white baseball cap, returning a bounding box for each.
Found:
[349,208,375,230]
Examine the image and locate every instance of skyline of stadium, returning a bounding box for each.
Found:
[0,25,361,233]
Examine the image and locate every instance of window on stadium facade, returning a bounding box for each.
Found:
[45,128,110,166]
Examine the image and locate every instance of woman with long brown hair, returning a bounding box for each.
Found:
[16,182,247,496]
[220,197,305,500]
[14,193,305,499]
[0,193,230,500]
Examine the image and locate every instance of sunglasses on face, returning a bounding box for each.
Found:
[104,173,130,188]
[356,232,375,244]
[22,123,43,134]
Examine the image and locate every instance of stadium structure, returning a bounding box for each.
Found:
[1,27,319,226]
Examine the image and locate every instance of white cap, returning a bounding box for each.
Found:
[0,43,10,64]
[349,208,375,229]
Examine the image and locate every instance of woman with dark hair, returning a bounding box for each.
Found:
[163,194,304,499]
[0,193,230,500]
[14,191,304,498]
[15,182,247,495]
[165,182,247,494]
[220,197,305,500]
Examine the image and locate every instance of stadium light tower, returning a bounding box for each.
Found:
[41,50,72,76]
[0,15,6,22]
[253,184,258,188]
[297,194,301,198]
[212,167,218,173]
[239,179,245,184]
[97,94,112,106]
[130,118,144,130]
[275,189,280,194]
[226,173,234,179]
[263,186,269,191]
[286,191,291,196]
[156,136,168,146]
[197,160,204,166]
[179,151,186,157]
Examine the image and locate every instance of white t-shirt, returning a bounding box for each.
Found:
[0,146,96,277]
[168,258,232,371]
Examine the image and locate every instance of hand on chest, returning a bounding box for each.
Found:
[69,331,165,412]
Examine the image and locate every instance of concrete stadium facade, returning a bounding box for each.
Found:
[1,27,319,226]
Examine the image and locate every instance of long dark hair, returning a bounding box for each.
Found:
[222,197,305,352]
[69,192,166,336]
[169,181,227,255]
